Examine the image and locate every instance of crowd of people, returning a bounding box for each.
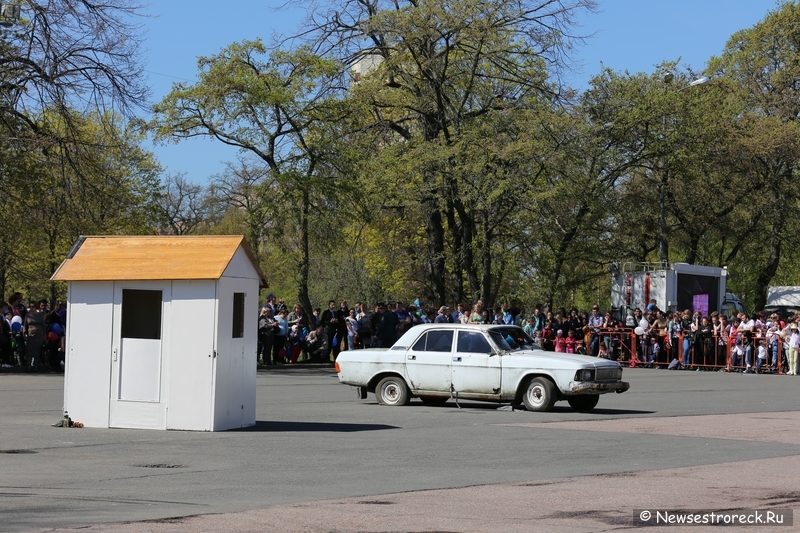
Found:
[0,293,66,369]
[255,294,800,376]
[5,289,796,377]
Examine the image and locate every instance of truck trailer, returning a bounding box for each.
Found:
[610,262,745,318]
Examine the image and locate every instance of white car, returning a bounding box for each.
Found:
[335,323,630,412]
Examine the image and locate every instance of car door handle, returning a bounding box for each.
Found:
[453,356,462,362]
[408,355,416,360]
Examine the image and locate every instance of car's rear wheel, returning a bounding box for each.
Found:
[522,377,556,412]
[375,376,410,406]
[418,396,448,406]
[567,394,599,412]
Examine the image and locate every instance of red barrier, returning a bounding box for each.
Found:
[539,327,788,374]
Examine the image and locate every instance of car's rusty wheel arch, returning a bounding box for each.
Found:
[367,371,408,394]
[514,373,560,404]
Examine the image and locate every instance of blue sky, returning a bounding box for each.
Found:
[140,0,777,184]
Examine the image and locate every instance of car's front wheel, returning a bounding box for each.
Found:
[375,376,410,406]
[567,394,599,412]
[522,377,556,412]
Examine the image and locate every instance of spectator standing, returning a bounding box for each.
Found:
[345,309,358,351]
[787,323,800,375]
[23,299,47,367]
[376,303,399,348]
[321,301,339,361]
[470,301,484,323]
[554,330,566,353]
[258,305,278,365]
[588,306,604,357]
[679,310,693,369]
[394,301,412,338]
[523,316,536,338]
[369,304,383,345]
[565,330,579,354]
[435,306,450,323]
[264,293,278,315]
[335,300,350,353]
[451,303,467,324]
[739,313,756,373]
[273,309,289,363]
[287,304,308,332]
[0,310,11,367]
[530,307,544,336]
[356,304,373,348]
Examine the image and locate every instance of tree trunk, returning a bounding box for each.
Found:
[297,188,314,321]
[754,227,782,311]
[424,195,447,307]
[480,210,492,308]
[445,200,464,306]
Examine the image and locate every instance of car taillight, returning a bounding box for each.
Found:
[334,362,341,373]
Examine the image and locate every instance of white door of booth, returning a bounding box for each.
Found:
[109,283,170,429]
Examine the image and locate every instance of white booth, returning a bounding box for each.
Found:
[51,235,267,431]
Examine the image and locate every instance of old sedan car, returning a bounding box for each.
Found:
[335,323,629,412]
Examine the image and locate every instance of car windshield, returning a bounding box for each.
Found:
[488,327,536,351]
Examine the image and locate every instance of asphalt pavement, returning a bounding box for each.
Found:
[1,367,799,532]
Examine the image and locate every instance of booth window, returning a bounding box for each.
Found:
[121,289,162,340]
[232,293,245,338]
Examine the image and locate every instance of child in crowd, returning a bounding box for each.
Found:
[647,337,659,368]
[756,341,767,373]
[565,330,581,354]
[540,320,553,351]
[598,342,608,358]
[554,330,566,353]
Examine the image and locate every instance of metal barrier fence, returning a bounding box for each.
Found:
[582,329,787,373]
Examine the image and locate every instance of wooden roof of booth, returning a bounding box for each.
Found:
[51,235,268,287]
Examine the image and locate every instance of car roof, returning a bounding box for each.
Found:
[394,323,521,346]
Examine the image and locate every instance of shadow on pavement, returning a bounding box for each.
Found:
[232,421,398,433]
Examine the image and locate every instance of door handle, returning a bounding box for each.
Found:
[453,356,462,362]
[408,355,416,360]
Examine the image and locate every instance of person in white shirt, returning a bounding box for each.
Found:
[787,323,800,375]
[738,313,756,373]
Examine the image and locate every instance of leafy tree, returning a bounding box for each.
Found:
[2,111,160,303]
[150,41,352,319]
[709,1,800,308]
[305,0,596,306]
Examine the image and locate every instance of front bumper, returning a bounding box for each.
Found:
[570,381,630,394]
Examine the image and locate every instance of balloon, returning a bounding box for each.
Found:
[51,323,63,335]
[11,322,22,332]
[634,326,645,336]
[47,331,60,342]
[11,315,21,325]
[639,318,649,329]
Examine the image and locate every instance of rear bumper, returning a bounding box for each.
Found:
[571,381,630,394]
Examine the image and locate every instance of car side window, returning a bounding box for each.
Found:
[412,334,427,351]
[426,330,453,352]
[457,331,492,354]
[411,331,454,352]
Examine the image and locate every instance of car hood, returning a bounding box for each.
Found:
[504,350,621,368]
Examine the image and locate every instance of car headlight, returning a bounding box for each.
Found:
[575,369,594,382]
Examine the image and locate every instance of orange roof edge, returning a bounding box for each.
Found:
[51,235,268,288]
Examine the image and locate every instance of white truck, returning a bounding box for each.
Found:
[765,286,800,320]
[610,262,745,317]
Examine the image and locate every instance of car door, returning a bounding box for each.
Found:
[404,329,454,393]
[451,330,501,398]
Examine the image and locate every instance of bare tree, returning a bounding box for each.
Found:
[0,0,148,149]
[158,173,209,235]
[207,158,275,254]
